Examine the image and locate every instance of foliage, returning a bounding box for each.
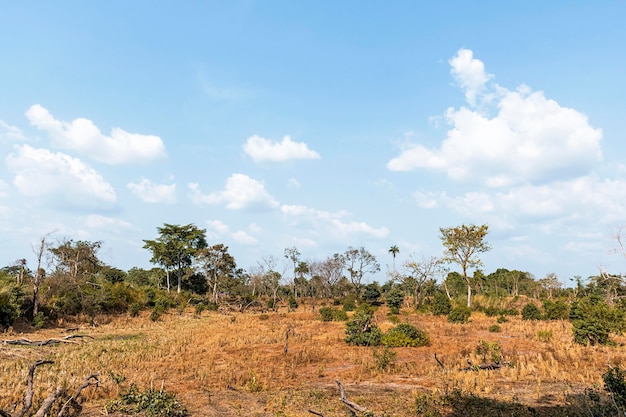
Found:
[0,285,25,329]
[341,295,356,311]
[362,282,382,305]
[571,295,625,346]
[381,322,429,347]
[105,382,188,417]
[319,307,348,322]
[542,299,569,320]
[439,224,491,307]
[345,305,382,346]
[537,330,553,342]
[130,302,142,317]
[602,366,626,411]
[343,246,380,299]
[521,303,542,321]
[431,291,452,316]
[385,286,404,314]
[447,305,471,323]
[488,325,501,333]
[373,346,397,371]
[288,296,298,310]
[475,340,503,363]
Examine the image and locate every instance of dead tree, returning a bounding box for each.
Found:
[0,360,99,417]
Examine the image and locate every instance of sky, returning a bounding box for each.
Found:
[1,1,626,285]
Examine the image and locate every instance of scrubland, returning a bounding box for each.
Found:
[1,304,624,416]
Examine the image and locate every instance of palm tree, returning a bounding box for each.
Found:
[388,245,400,275]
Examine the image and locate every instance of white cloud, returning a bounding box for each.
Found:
[0,180,8,198]
[25,104,166,164]
[243,134,321,162]
[0,121,26,142]
[449,48,494,107]
[388,50,603,188]
[188,173,279,210]
[206,219,258,245]
[6,145,116,208]
[127,178,177,204]
[85,214,134,230]
[287,178,301,188]
[280,204,389,240]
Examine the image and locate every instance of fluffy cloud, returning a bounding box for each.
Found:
[0,121,26,142]
[127,178,176,204]
[26,104,166,164]
[388,49,603,188]
[281,204,389,240]
[188,173,279,210]
[85,214,134,230]
[206,219,258,245]
[6,145,116,208]
[243,135,321,162]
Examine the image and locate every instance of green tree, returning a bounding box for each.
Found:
[195,244,237,303]
[143,224,207,294]
[439,224,491,307]
[388,245,400,276]
[344,246,380,300]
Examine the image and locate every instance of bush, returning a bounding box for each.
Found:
[431,291,451,316]
[603,366,626,411]
[497,315,509,324]
[288,296,298,310]
[373,347,397,371]
[571,296,625,346]
[537,330,553,342]
[484,306,500,317]
[521,303,542,321]
[342,296,356,312]
[105,382,188,417]
[488,325,501,333]
[447,306,471,323]
[345,306,382,346]
[381,323,429,347]
[543,299,569,320]
[386,287,404,314]
[129,303,142,317]
[319,307,348,322]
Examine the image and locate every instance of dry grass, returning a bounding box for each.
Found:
[1,306,624,416]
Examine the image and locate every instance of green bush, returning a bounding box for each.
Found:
[571,296,625,346]
[603,366,626,411]
[381,323,429,347]
[345,306,382,346]
[342,296,356,312]
[484,306,500,317]
[488,324,501,333]
[431,291,452,316]
[543,299,569,320]
[497,315,509,324]
[288,296,298,310]
[386,287,404,314]
[105,382,188,417]
[537,330,553,342]
[129,303,142,317]
[447,306,471,323]
[521,303,542,320]
[319,307,348,322]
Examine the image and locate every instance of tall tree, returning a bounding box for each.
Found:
[309,254,345,298]
[49,239,103,280]
[284,246,301,296]
[344,246,380,300]
[143,223,207,293]
[195,244,237,303]
[388,245,400,277]
[439,224,491,307]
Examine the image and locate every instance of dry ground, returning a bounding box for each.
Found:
[1,304,624,416]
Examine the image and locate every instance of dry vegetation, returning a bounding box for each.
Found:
[1,303,624,416]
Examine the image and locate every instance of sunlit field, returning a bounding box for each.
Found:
[1,302,624,416]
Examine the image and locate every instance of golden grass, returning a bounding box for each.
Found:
[1,306,624,416]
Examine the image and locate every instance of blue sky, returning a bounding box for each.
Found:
[1,1,626,285]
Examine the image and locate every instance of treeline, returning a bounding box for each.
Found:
[1,222,626,346]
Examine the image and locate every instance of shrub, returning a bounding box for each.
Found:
[381,323,429,347]
[431,291,451,316]
[488,325,501,333]
[537,330,553,342]
[501,308,519,316]
[571,296,625,346]
[521,303,542,321]
[497,315,509,324]
[129,303,142,317]
[484,306,500,317]
[475,340,502,363]
[33,311,46,329]
[386,287,404,314]
[342,296,356,312]
[288,296,298,310]
[543,300,569,320]
[105,383,188,417]
[373,347,397,371]
[603,366,626,411]
[345,307,382,346]
[447,306,471,323]
[319,307,348,322]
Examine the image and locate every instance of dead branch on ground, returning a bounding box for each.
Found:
[462,359,512,371]
[0,360,99,417]
[2,335,94,346]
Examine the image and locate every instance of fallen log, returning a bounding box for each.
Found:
[2,334,94,346]
[462,359,512,371]
[0,360,99,417]
[336,380,381,417]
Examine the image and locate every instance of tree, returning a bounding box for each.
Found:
[309,254,345,298]
[49,239,103,281]
[388,245,400,276]
[439,224,491,308]
[195,244,237,303]
[343,247,380,300]
[401,255,446,309]
[143,224,207,293]
[284,246,301,296]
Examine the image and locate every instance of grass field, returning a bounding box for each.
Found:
[1,303,624,416]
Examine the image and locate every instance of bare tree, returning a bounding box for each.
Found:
[343,247,380,300]
[402,255,447,308]
[31,235,52,318]
[309,254,345,298]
